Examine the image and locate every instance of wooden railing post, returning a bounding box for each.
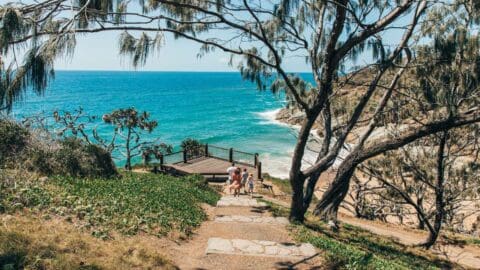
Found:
[205,143,209,157]
[254,153,259,168]
[183,151,187,163]
[229,148,233,162]
[257,162,262,180]
[159,154,164,166]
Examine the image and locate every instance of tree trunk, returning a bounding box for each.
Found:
[314,161,356,222]
[125,128,132,171]
[289,113,320,223]
[422,132,447,249]
[417,197,425,230]
[290,173,306,223]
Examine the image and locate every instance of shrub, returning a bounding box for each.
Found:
[83,144,117,178]
[53,138,117,178]
[0,118,117,178]
[0,119,29,165]
[22,136,117,179]
[24,146,55,175]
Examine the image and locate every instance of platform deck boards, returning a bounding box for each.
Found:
[166,157,259,179]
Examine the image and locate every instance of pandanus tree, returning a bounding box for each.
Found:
[181,138,205,159]
[1,0,480,223]
[102,108,159,170]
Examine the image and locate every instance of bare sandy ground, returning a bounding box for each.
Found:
[164,203,323,269]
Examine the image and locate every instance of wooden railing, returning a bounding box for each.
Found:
[155,143,262,179]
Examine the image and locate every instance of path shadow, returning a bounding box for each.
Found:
[274,253,321,270]
[250,205,270,214]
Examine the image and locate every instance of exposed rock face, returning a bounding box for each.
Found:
[275,108,324,136]
[275,108,306,126]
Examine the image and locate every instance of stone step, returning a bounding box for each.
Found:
[216,196,267,207]
[214,215,289,225]
[206,238,317,258]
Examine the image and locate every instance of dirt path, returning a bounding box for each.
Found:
[165,193,323,269]
[260,196,480,269]
[340,215,480,269]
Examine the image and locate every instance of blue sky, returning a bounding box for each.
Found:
[54,31,312,72]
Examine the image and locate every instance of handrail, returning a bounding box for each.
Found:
[167,150,184,156]
[233,149,255,156]
[208,145,229,150]
[155,143,259,168]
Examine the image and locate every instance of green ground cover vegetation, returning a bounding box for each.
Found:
[0,172,220,239]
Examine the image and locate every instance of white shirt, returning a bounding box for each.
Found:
[227,166,236,180]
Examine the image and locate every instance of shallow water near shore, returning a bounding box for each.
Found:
[12,71,314,178]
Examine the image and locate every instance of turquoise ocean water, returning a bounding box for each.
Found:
[12,71,306,178]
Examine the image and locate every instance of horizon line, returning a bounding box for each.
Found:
[54,68,314,73]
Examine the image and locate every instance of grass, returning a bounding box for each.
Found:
[262,174,292,194]
[467,238,480,246]
[0,215,178,270]
[1,171,219,269]
[442,232,480,247]
[1,172,220,239]
[262,174,319,204]
[263,201,454,270]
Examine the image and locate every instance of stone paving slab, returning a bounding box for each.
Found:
[215,215,289,225]
[216,196,267,207]
[206,238,317,258]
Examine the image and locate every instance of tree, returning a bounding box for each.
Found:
[102,108,158,170]
[181,138,204,160]
[141,143,173,166]
[314,14,480,223]
[361,128,480,248]
[2,0,480,223]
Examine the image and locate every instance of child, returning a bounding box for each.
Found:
[241,168,248,194]
[247,173,255,197]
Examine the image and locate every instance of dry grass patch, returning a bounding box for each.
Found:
[0,214,178,270]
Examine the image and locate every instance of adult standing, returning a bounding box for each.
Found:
[231,169,242,197]
[226,163,236,194]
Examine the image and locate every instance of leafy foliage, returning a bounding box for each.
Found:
[0,171,219,238]
[0,118,29,165]
[49,173,219,237]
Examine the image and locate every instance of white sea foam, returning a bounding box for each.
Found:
[255,108,354,179]
[255,109,325,178]
[255,109,291,127]
[260,153,291,179]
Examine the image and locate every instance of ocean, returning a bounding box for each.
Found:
[12,71,305,178]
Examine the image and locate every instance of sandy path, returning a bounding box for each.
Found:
[340,215,480,269]
[165,195,323,269]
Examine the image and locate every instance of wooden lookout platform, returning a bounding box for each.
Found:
[154,144,262,181]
